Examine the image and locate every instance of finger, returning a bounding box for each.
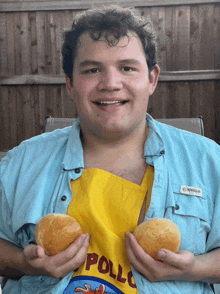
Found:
[156,249,193,269]
[52,234,90,278]
[24,244,43,260]
[36,245,46,258]
[125,232,159,281]
[125,232,154,263]
[53,233,90,267]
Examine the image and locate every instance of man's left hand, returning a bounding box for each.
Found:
[125,231,197,282]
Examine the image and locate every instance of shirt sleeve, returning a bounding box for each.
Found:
[206,184,220,252]
[0,147,25,245]
[0,176,15,243]
[205,142,220,252]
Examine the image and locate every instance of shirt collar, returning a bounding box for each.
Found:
[144,113,165,158]
[62,118,84,171]
[62,114,165,170]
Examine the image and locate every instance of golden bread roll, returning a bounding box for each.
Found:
[133,218,181,259]
[35,213,83,255]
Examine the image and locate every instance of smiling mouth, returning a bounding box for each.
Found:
[94,101,128,105]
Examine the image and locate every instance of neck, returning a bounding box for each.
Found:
[81,123,148,172]
[81,124,147,155]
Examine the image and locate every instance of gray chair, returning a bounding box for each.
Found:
[43,115,204,135]
[0,116,204,161]
[0,152,7,161]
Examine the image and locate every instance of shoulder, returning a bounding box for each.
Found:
[0,127,72,174]
[154,119,220,156]
[154,120,220,193]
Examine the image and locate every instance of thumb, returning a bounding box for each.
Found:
[156,249,192,269]
[156,249,179,265]
[24,244,46,260]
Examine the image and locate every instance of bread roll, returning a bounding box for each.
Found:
[35,213,83,255]
[133,218,181,259]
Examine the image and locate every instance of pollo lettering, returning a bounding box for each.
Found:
[86,253,136,289]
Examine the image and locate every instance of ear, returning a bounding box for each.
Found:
[148,65,160,96]
[65,74,73,97]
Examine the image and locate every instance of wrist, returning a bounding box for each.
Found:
[193,252,220,284]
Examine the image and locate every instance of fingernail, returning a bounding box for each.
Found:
[158,250,166,259]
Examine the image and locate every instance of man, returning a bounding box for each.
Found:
[0,5,220,294]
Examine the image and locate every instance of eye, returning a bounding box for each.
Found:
[122,66,134,72]
[84,68,100,74]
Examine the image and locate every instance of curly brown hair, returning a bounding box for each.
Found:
[62,5,158,83]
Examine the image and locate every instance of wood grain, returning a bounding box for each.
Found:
[1,0,220,12]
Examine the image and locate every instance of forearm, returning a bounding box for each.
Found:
[0,238,25,277]
[193,247,220,284]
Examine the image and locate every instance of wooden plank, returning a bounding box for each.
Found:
[22,86,35,139]
[2,0,218,2]
[8,87,18,148]
[0,74,66,84]
[214,4,220,70]
[1,70,220,85]
[6,14,15,76]
[0,87,10,151]
[55,11,64,75]
[46,85,65,118]
[190,81,204,118]
[164,6,173,71]
[16,86,25,147]
[61,84,78,118]
[21,12,32,74]
[198,4,215,69]
[44,13,52,74]
[1,0,220,12]
[38,85,46,130]
[148,6,166,71]
[190,5,199,70]
[49,11,57,75]
[36,11,46,74]
[201,81,215,141]
[56,85,64,117]
[175,82,191,118]
[174,6,190,70]
[14,13,22,75]
[149,82,168,118]
[190,80,215,141]
[29,12,38,74]
[159,70,220,81]
[0,14,8,77]
[31,85,41,135]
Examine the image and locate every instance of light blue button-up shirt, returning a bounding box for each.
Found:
[1,114,220,293]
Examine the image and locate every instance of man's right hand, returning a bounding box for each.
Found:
[22,233,90,279]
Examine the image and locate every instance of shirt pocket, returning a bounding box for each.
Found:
[165,184,212,256]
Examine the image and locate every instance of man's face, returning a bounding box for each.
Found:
[66,32,160,140]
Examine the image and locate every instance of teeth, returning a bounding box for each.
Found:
[96,101,123,105]
[100,101,121,105]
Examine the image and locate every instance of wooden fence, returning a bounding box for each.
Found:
[0,0,220,151]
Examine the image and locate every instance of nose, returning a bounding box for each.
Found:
[97,68,123,92]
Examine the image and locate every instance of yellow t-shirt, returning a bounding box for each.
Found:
[63,166,154,294]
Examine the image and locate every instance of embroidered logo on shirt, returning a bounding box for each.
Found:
[180,185,202,197]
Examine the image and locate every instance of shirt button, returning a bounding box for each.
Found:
[175,204,180,210]
[160,150,165,155]
[74,168,81,173]
[61,195,67,201]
